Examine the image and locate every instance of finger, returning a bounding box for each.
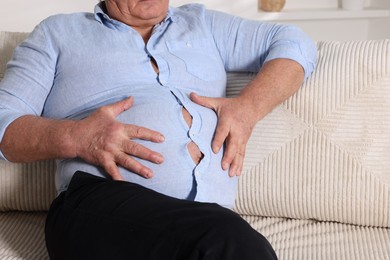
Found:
[190,92,218,110]
[103,159,124,181]
[125,125,165,143]
[115,152,154,179]
[228,149,245,177]
[122,141,164,164]
[221,137,239,171]
[105,96,134,117]
[212,120,230,154]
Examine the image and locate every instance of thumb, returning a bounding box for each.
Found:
[190,92,219,110]
[108,96,133,117]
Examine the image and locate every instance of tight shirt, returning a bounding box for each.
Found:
[0,3,317,208]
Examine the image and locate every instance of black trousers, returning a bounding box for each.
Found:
[45,171,278,260]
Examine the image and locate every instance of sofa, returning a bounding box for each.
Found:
[0,31,389,260]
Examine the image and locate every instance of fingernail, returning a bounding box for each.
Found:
[153,154,164,164]
[142,169,153,178]
[231,170,240,177]
[222,162,229,170]
[124,97,133,109]
[158,135,165,142]
[212,145,220,154]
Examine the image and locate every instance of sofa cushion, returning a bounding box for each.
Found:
[233,40,390,228]
[0,212,49,259]
[0,160,56,212]
[244,215,390,260]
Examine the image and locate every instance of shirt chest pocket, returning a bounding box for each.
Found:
[166,40,225,82]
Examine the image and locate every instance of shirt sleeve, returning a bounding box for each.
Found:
[0,21,57,160]
[204,9,317,79]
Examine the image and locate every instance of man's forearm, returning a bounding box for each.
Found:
[237,58,305,122]
[0,115,77,162]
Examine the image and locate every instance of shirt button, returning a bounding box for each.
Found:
[186,42,192,48]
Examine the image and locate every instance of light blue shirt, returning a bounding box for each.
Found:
[0,3,316,208]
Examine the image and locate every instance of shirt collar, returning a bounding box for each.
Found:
[94,2,175,30]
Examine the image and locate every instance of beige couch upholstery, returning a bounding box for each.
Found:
[0,31,389,259]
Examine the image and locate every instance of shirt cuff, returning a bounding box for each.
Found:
[0,150,9,161]
[0,112,25,161]
[265,47,317,80]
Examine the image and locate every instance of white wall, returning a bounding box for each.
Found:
[0,0,388,41]
[169,0,389,41]
[0,0,97,32]
[369,0,390,39]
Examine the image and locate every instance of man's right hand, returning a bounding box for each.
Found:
[71,97,165,181]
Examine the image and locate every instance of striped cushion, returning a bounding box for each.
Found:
[0,212,49,259]
[244,215,390,260]
[0,160,56,212]
[232,40,390,228]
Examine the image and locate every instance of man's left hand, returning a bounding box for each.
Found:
[190,93,258,177]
